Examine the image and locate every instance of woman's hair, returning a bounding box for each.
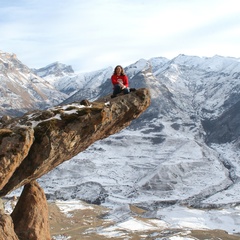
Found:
[113,65,125,75]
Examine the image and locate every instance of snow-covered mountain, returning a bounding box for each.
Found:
[0,51,68,116]
[40,54,240,236]
[32,61,74,78]
[3,50,240,236]
[34,62,113,98]
[38,54,240,204]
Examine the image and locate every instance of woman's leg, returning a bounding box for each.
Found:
[123,87,130,94]
[113,84,121,95]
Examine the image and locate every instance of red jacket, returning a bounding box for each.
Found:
[111,74,129,87]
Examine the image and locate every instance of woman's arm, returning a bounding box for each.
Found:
[111,75,119,85]
[122,75,129,87]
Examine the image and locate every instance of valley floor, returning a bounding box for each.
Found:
[49,200,240,240]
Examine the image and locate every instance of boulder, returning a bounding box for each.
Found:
[0,127,34,190]
[0,210,19,240]
[11,181,50,240]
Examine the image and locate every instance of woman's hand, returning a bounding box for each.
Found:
[117,79,125,89]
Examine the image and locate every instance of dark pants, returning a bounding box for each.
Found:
[113,84,130,95]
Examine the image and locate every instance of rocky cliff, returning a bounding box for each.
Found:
[0,88,150,239]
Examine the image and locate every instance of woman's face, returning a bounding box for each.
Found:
[116,66,122,75]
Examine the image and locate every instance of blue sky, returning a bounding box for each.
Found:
[1,0,240,72]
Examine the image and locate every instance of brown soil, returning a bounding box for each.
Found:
[48,201,240,240]
[49,201,112,240]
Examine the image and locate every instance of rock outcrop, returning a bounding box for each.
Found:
[0,210,19,240]
[0,88,150,196]
[0,88,150,239]
[0,128,34,191]
[11,181,51,240]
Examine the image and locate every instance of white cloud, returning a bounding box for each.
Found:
[1,0,240,72]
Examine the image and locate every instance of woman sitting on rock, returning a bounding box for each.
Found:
[111,65,130,98]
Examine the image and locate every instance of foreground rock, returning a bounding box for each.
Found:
[0,210,19,240]
[11,181,50,240]
[0,88,150,196]
[0,128,34,191]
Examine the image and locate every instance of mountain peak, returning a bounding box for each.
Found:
[33,61,74,78]
[0,53,68,117]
